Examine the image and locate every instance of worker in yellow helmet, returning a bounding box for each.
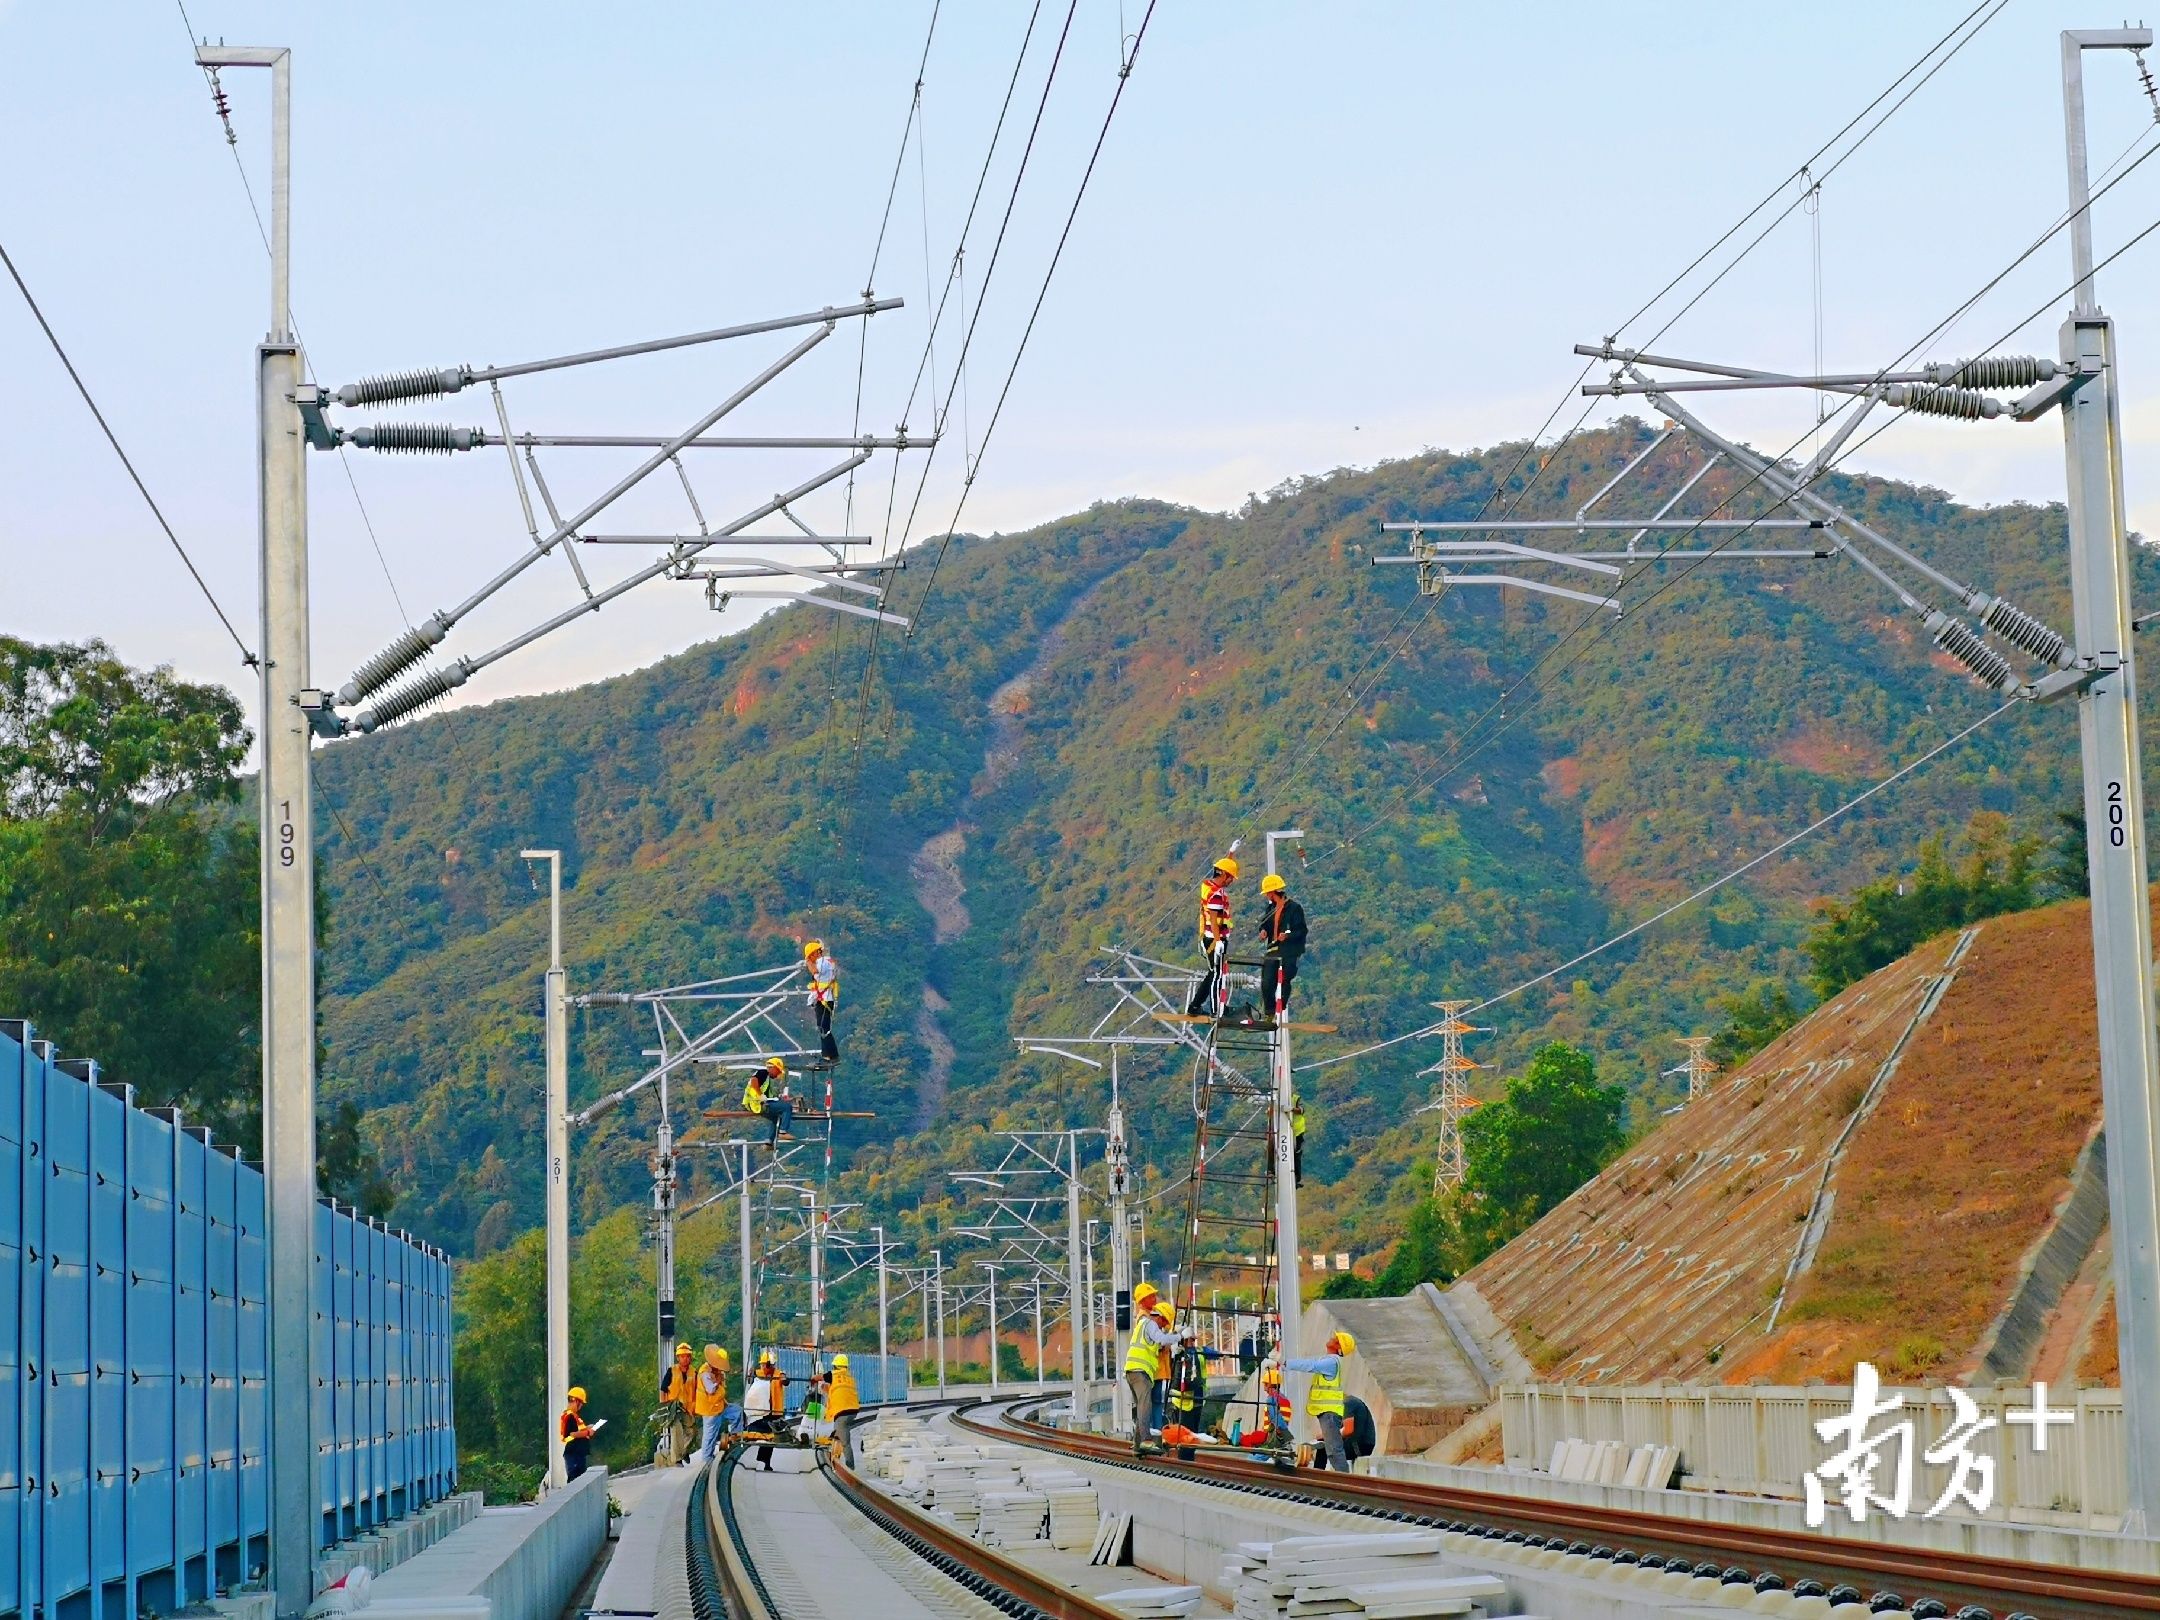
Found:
[742,1055,795,1147]
[1255,872,1307,1022]
[1290,1094,1308,1189]
[826,1353,863,1467]
[694,1344,733,1464]
[659,1341,699,1464]
[1184,853,1240,1016]
[1283,1329,1358,1472]
[803,938,840,1064]
[559,1385,598,1480]
[1122,1281,1179,1455]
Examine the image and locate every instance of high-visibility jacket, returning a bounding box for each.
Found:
[743,1075,769,1112]
[1197,878,1232,948]
[1296,1354,1346,1418]
[662,1361,698,1408]
[1125,1312,1173,1379]
[827,1366,861,1419]
[809,951,839,1008]
[693,1364,730,1418]
[1167,1346,1206,1414]
[1292,1108,1308,1139]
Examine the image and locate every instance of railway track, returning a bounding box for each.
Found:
[956,1396,2148,1620]
[690,1434,1130,1620]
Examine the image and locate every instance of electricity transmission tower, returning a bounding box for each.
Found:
[1415,1001,1486,1193]
[1668,1036,1717,1102]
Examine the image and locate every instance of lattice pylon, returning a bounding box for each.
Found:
[1675,1035,1717,1101]
[1416,1000,1489,1195]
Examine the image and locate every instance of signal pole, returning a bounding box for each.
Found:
[520,850,570,1489]
[195,44,315,1616]
[1263,830,1306,1414]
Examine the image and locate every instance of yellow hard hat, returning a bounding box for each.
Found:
[1133,1281,1159,1303]
[832,1353,850,1370]
[765,1055,787,1076]
[567,1386,587,1403]
[804,938,824,958]
[1213,855,1240,880]
[1332,1330,1357,1356]
[704,1343,727,1368]
[1260,873,1286,894]
[675,1342,693,1357]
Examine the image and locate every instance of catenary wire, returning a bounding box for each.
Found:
[0,236,256,666]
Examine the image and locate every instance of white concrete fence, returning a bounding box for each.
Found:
[1499,1382,2126,1529]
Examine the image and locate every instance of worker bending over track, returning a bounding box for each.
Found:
[1283,1329,1358,1472]
[1184,854,1240,1016]
[827,1353,863,1467]
[742,1349,789,1470]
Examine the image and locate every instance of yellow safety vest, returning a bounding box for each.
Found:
[1306,1361,1346,1418]
[1197,879,1231,946]
[743,1077,767,1112]
[810,954,839,1008]
[1125,1316,1168,1378]
[1292,1110,1307,1139]
[827,1367,861,1419]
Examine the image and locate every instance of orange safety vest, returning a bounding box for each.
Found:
[827,1367,861,1419]
[693,1363,730,1418]
[662,1362,697,1409]
[1197,877,1232,947]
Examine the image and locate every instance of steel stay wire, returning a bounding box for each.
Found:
[0,236,256,667]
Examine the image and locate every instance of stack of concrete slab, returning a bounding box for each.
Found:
[365,1470,609,1620]
[974,1488,1049,1546]
[1224,1532,1509,1620]
[1097,1584,1204,1618]
[316,1493,483,1587]
[1542,1437,1678,1489]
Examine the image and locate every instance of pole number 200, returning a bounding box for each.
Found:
[278,800,297,867]
[2109,782,2128,848]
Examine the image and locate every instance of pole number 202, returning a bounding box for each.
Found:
[277,800,297,867]
[2108,782,2128,848]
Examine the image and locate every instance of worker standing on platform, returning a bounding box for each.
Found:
[659,1342,699,1464]
[743,1349,789,1471]
[743,1056,795,1147]
[560,1386,598,1481]
[803,939,840,1064]
[827,1353,863,1468]
[1283,1329,1357,1472]
[1184,854,1240,1016]
[1255,872,1307,1020]
[1291,1095,1308,1189]
[694,1344,732,1464]
[1122,1281,1179,1455]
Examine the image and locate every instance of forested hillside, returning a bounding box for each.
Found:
[314,421,2150,1287]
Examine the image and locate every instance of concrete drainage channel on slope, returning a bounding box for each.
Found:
[952,1396,2150,1620]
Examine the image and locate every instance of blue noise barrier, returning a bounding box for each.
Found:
[0,1020,456,1620]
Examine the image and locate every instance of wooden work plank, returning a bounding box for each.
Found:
[1158,1014,1339,1034]
[699,1108,876,1120]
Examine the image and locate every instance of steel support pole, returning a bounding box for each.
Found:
[808,1193,824,1350]
[654,1107,676,1388]
[199,44,311,1612]
[935,1251,947,1397]
[1107,1058,1133,1433]
[1265,832,1306,1430]
[876,1226,891,1360]
[1033,1276,1045,1393]
[988,1267,1001,1395]
[739,1143,755,1371]
[517,851,569,1490]
[2061,23,2160,1532]
[1066,1135,1088,1425]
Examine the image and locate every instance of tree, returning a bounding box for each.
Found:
[2041,805,2090,900]
[1803,812,2039,998]
[1707,980,1808,1069]
[0,637,389,1211]
[1454,1041,1624,1264]
[1321,1196,1459,1299]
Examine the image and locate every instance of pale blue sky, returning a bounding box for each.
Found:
[6,2,2158,714]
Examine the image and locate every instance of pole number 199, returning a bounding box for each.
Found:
[278,800,297,867]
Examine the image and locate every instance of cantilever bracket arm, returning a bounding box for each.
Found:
[1437,574,1622,613]
[705,587,910,628]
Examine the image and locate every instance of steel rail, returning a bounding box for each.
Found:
[696,1418,1129,1620]
[955,1399,2149,1620]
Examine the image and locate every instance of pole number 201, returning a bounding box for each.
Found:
[2109,782,2128,847]
[278,799,297,867]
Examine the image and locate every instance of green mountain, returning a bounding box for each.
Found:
[315,421,2141,1285]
